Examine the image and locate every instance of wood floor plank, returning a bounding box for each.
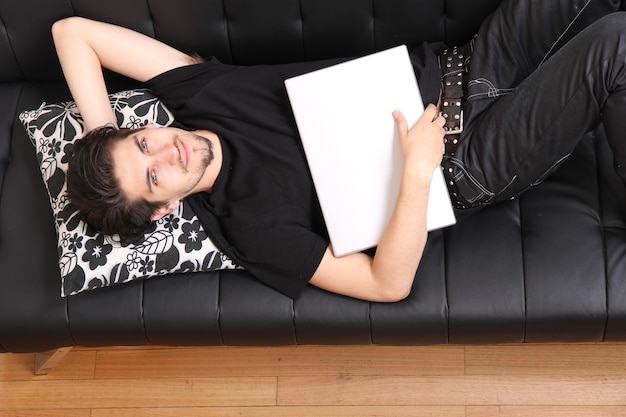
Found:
[3,343,626,414]
[0,411,90,417]
[467,406,626,417]
[465,344,626,376]
[94,345,464,379]
[467,407,501,417]
[0,352,96,381]
[277,375,626,406]
[90,405,466,417]
[0,378,276,409]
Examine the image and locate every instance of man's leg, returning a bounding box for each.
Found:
[466,0,621,100]
[459,12,626,203]
[447,0,623,206]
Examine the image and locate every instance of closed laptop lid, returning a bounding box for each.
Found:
[285,45,456,257]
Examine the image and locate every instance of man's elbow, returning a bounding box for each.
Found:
[51,16,84,41]
[51,17,71,38]
[376,285,412,303]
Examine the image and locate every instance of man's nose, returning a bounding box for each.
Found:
[152,143,179,165]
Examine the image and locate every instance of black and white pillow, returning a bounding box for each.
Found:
[19,89,238,297]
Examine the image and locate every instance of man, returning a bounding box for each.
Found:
[53,0,626,301]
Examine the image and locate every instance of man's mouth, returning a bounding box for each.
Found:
[177,139,189,169]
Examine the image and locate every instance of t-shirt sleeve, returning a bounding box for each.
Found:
[186,194,328,299]
[145,57,235,114]
[227,222,329,299]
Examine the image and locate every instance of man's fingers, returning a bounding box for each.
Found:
[395,105,446,138]
[423,103,439,121]
[393,110,408,134]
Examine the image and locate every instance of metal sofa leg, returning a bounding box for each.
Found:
[34,347,73,375]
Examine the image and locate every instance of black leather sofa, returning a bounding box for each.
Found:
[2,0,626,367]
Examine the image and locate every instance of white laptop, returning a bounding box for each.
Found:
[285,45,456,257]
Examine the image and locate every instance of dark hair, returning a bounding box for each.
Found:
[66,125,166,237]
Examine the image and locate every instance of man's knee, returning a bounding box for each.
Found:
[590,12,626,39]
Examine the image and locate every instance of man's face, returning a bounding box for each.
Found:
[111,126,214,206]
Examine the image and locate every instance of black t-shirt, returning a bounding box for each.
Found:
[145,47,439,298]
[146,58,345,298]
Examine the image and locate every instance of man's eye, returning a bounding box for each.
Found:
[151,170,158,185]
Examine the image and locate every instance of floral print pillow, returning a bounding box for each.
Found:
[20,89,238,297]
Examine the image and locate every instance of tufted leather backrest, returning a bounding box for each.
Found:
[0,0,503,82]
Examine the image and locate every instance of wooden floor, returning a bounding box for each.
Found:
[2,343,626,416]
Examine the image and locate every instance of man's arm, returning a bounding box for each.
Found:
[52,17,197,131]
[309,104,446,302]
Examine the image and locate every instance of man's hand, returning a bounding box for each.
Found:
[393,103,446,179]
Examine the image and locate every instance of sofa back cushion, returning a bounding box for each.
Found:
[0,0,504,82]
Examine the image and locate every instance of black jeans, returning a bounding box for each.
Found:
[447,0,626,208]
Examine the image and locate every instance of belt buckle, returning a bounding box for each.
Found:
[443,110,464,135]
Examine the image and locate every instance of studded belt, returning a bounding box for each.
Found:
[439,47,465,154]
[439,47,469,209]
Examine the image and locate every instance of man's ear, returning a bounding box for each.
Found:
[150,200,180,221]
